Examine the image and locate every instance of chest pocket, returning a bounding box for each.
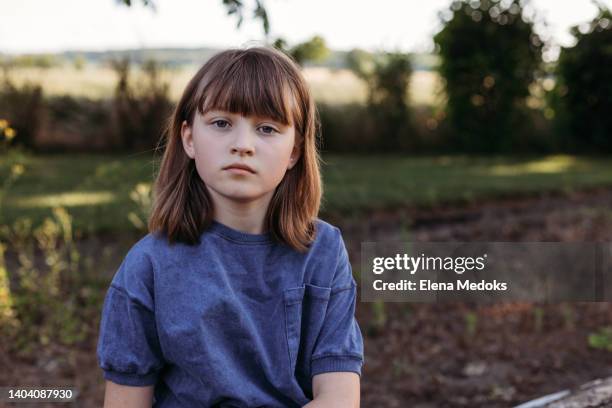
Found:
[283,283,332,382]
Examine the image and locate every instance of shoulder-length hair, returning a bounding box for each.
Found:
[148,46,322,252]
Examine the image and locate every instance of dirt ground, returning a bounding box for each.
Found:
[3,186,612,407]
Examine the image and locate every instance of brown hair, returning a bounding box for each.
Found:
[148,46,322,252]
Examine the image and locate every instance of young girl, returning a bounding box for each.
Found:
[97,46,364,407]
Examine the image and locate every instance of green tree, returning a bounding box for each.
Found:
[346,49,414,151]
[288,35,330,65]
[110,57,172,151]
[346,48,375,81]
[273,35,330,66]
[73,55,86,71]
[433,0,544,153]
[552,5,612,152]
[118,0,270,35]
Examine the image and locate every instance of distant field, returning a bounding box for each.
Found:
[6,65,443,106]
[2,153,612,234]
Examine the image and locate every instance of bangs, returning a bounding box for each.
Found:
[194,52,298,127]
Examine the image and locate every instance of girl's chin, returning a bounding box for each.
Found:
[205,183,275,204]
[219,189,266,203]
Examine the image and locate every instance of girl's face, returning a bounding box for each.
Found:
[181,110,300,208]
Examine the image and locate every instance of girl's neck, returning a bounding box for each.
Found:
[212,198,271,235]
[207,181,274,235]
[213,213,267,235]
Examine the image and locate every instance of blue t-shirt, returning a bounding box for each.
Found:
[96,218,364,407]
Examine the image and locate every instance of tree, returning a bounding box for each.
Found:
[552,4,612,152]
[110,57,172,151]
[346,49,414,151]
[433,0,544,153]
[118,0,271,36]
[287,36,330,65]
[274,35,330,66]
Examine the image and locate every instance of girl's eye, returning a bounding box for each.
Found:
[212,119,230,129]
[259,125,277,135]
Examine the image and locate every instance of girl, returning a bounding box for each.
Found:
[97,46,364,407]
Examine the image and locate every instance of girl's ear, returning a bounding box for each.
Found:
[181,120,195,159]
[287,141,302,170]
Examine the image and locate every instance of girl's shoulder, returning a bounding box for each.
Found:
[311,217,350,259]
[313,217,344,242]
[311,218,355,290]
[105,233,159,310]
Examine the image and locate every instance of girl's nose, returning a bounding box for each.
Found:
[231,145,254,156]
[230,126,255,156]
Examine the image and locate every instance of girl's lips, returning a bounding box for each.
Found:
[223,163,256,173]
[225,167,254,175]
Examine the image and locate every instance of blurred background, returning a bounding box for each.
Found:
[1,0,611,406]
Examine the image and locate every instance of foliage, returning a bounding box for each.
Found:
[0,54,60,69]
[345,49,414,151]
[318,103,372,152]
[288,36,330,65]
[588,326,612,351]
[118,0,154,6]
[110,57,173,152]
[0,118,17,154]
[73,55,86,71]
[273,35,330,66]
[433,0,544,153]
[368,300,387,336]
[44,95,114,152]
[0,73,43,151]
[127,182,152,231]
[346,49,376,83]
[551,6,612,152]
[0,206,106,358]
[369,52,414,151]
[464,311,478,336]
[0,141,25,227]
[118,0,271,35]
[222,0,270,35]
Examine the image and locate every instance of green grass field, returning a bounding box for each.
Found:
[2,153,612,235]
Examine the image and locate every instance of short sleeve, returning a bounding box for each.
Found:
[310,229,364,378]
[96,242,165,386]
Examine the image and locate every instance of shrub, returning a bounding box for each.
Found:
[0,75,43,151]
[552,7,612,153]
[345,49,415,152]
[41,95,114,152]
[433,0,544,153]
[0,208,105,358]
[110,58,173,152]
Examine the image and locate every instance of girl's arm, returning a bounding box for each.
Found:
[302,372,360,408]
[103,380,154,408]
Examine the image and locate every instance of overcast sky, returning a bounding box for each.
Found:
[1,0,610,56]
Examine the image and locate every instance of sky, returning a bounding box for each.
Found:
[1,0,610,56]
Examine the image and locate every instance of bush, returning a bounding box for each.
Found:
[0,76,43,151]
[0,208,105,358]
[345,49,416,152]
[318,102,376,153]
[433,0,544,153]
[552,7,612,153]
[40,95,114,152]
[110,58,173,152]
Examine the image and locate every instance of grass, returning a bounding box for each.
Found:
[321,154,612,211]
[2,153,612,234]
[0,152,157,234]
